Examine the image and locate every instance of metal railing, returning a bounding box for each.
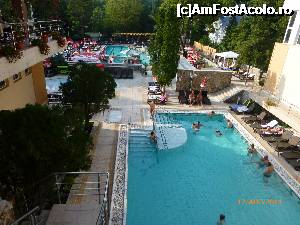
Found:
[54,172,110,225]
[10,206,45,225]
[0,20,65,48]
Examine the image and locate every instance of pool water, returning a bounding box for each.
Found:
[105,45,150,65]
[127,113,300,225]
[45,75,68,93]
[105,45,129,56]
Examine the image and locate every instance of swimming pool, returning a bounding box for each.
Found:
[104,45,150,65]
[105,45,129,57]
[127,113,300,225]
[45,75,68,93]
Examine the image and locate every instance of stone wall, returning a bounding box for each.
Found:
[175,70,193,91]
[193,70,232,93]
[176,69,232,93]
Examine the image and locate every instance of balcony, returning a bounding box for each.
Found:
[0,20,67,81]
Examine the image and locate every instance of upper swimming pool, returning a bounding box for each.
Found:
[127,113,300,225]
[104,45,150,65]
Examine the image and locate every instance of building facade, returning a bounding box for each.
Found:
[264,0,300,109]
[0,0,65,110]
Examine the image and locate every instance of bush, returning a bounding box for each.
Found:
[0,45,23,63]
[0,105,91,204]
[31,39,50,55]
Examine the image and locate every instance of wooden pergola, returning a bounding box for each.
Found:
[112,33,154,36]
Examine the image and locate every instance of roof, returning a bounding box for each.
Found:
[215,51,239,58]
[177,56,200,71]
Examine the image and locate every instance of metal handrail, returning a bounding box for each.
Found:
[10,206,40,225]
[54,172,110,225]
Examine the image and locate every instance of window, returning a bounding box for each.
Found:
[12,73,22,82]
[284,29,292,43]
[289,11,297,27]
[25,67,32,76]
[0,79,9,90]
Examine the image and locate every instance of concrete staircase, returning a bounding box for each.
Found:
[209,84,251,103]
[46,204,100,225]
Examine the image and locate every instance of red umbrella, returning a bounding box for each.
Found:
[96,64,105,68]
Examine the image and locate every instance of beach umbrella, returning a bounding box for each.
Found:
[96,64,105,68]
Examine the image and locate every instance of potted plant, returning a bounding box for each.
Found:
[31,39,50,55]
[51,31,66,47]
[41,31,49,43]
[264,98,278,108]
[14,29,25,50]
[0,45,23,63]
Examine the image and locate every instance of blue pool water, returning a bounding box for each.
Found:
[127,113,300,225]
[105,45,150,65]
[105,45,129,56]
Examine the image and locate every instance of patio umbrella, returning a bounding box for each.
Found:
[96,64,105,68]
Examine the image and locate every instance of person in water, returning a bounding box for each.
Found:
[264,162,274,177]
[215,130,222,136]
[258,155,269,167]
[247,144,257,155]
[192,121,203,131]
[227,119,233,128]
[208,111,216,117]
[217,214,226,225]
[150,131,157,142]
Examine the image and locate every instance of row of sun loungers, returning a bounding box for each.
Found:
[229,101,300,171]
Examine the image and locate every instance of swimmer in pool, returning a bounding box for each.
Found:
[150,131,157,142]
[264,162,274,177]
[215,130,222,136]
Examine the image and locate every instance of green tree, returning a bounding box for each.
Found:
[0,105,91,205]
[0,0,16,22]
[149,0,181,86]
[66,0,94,36]
[28,0,58,20]
[90,6,103,32]
[61,62,116,129]
[104,0,143,32]
[219,0,288,72]
[50,54,67,68]
[149,0,230,86]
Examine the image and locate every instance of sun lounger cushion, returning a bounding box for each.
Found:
[271,136,300,150]
[251,120,278,129]
[280,151,300,159]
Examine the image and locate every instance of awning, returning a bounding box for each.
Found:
[215,51,239,58]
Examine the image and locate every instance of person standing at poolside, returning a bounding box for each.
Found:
[148,101,155,118]
[189,90,195,106]
[217,214,226,225]
[196,90,203,106]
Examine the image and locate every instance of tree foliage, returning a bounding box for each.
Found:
[61,62,116,128]
[149,0,181,86]
[0,0,16,22]
[0,105,91,199]
[218,0,288,71]
[104,0,143,32]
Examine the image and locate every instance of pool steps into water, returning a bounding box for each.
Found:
[129,128,157,152]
